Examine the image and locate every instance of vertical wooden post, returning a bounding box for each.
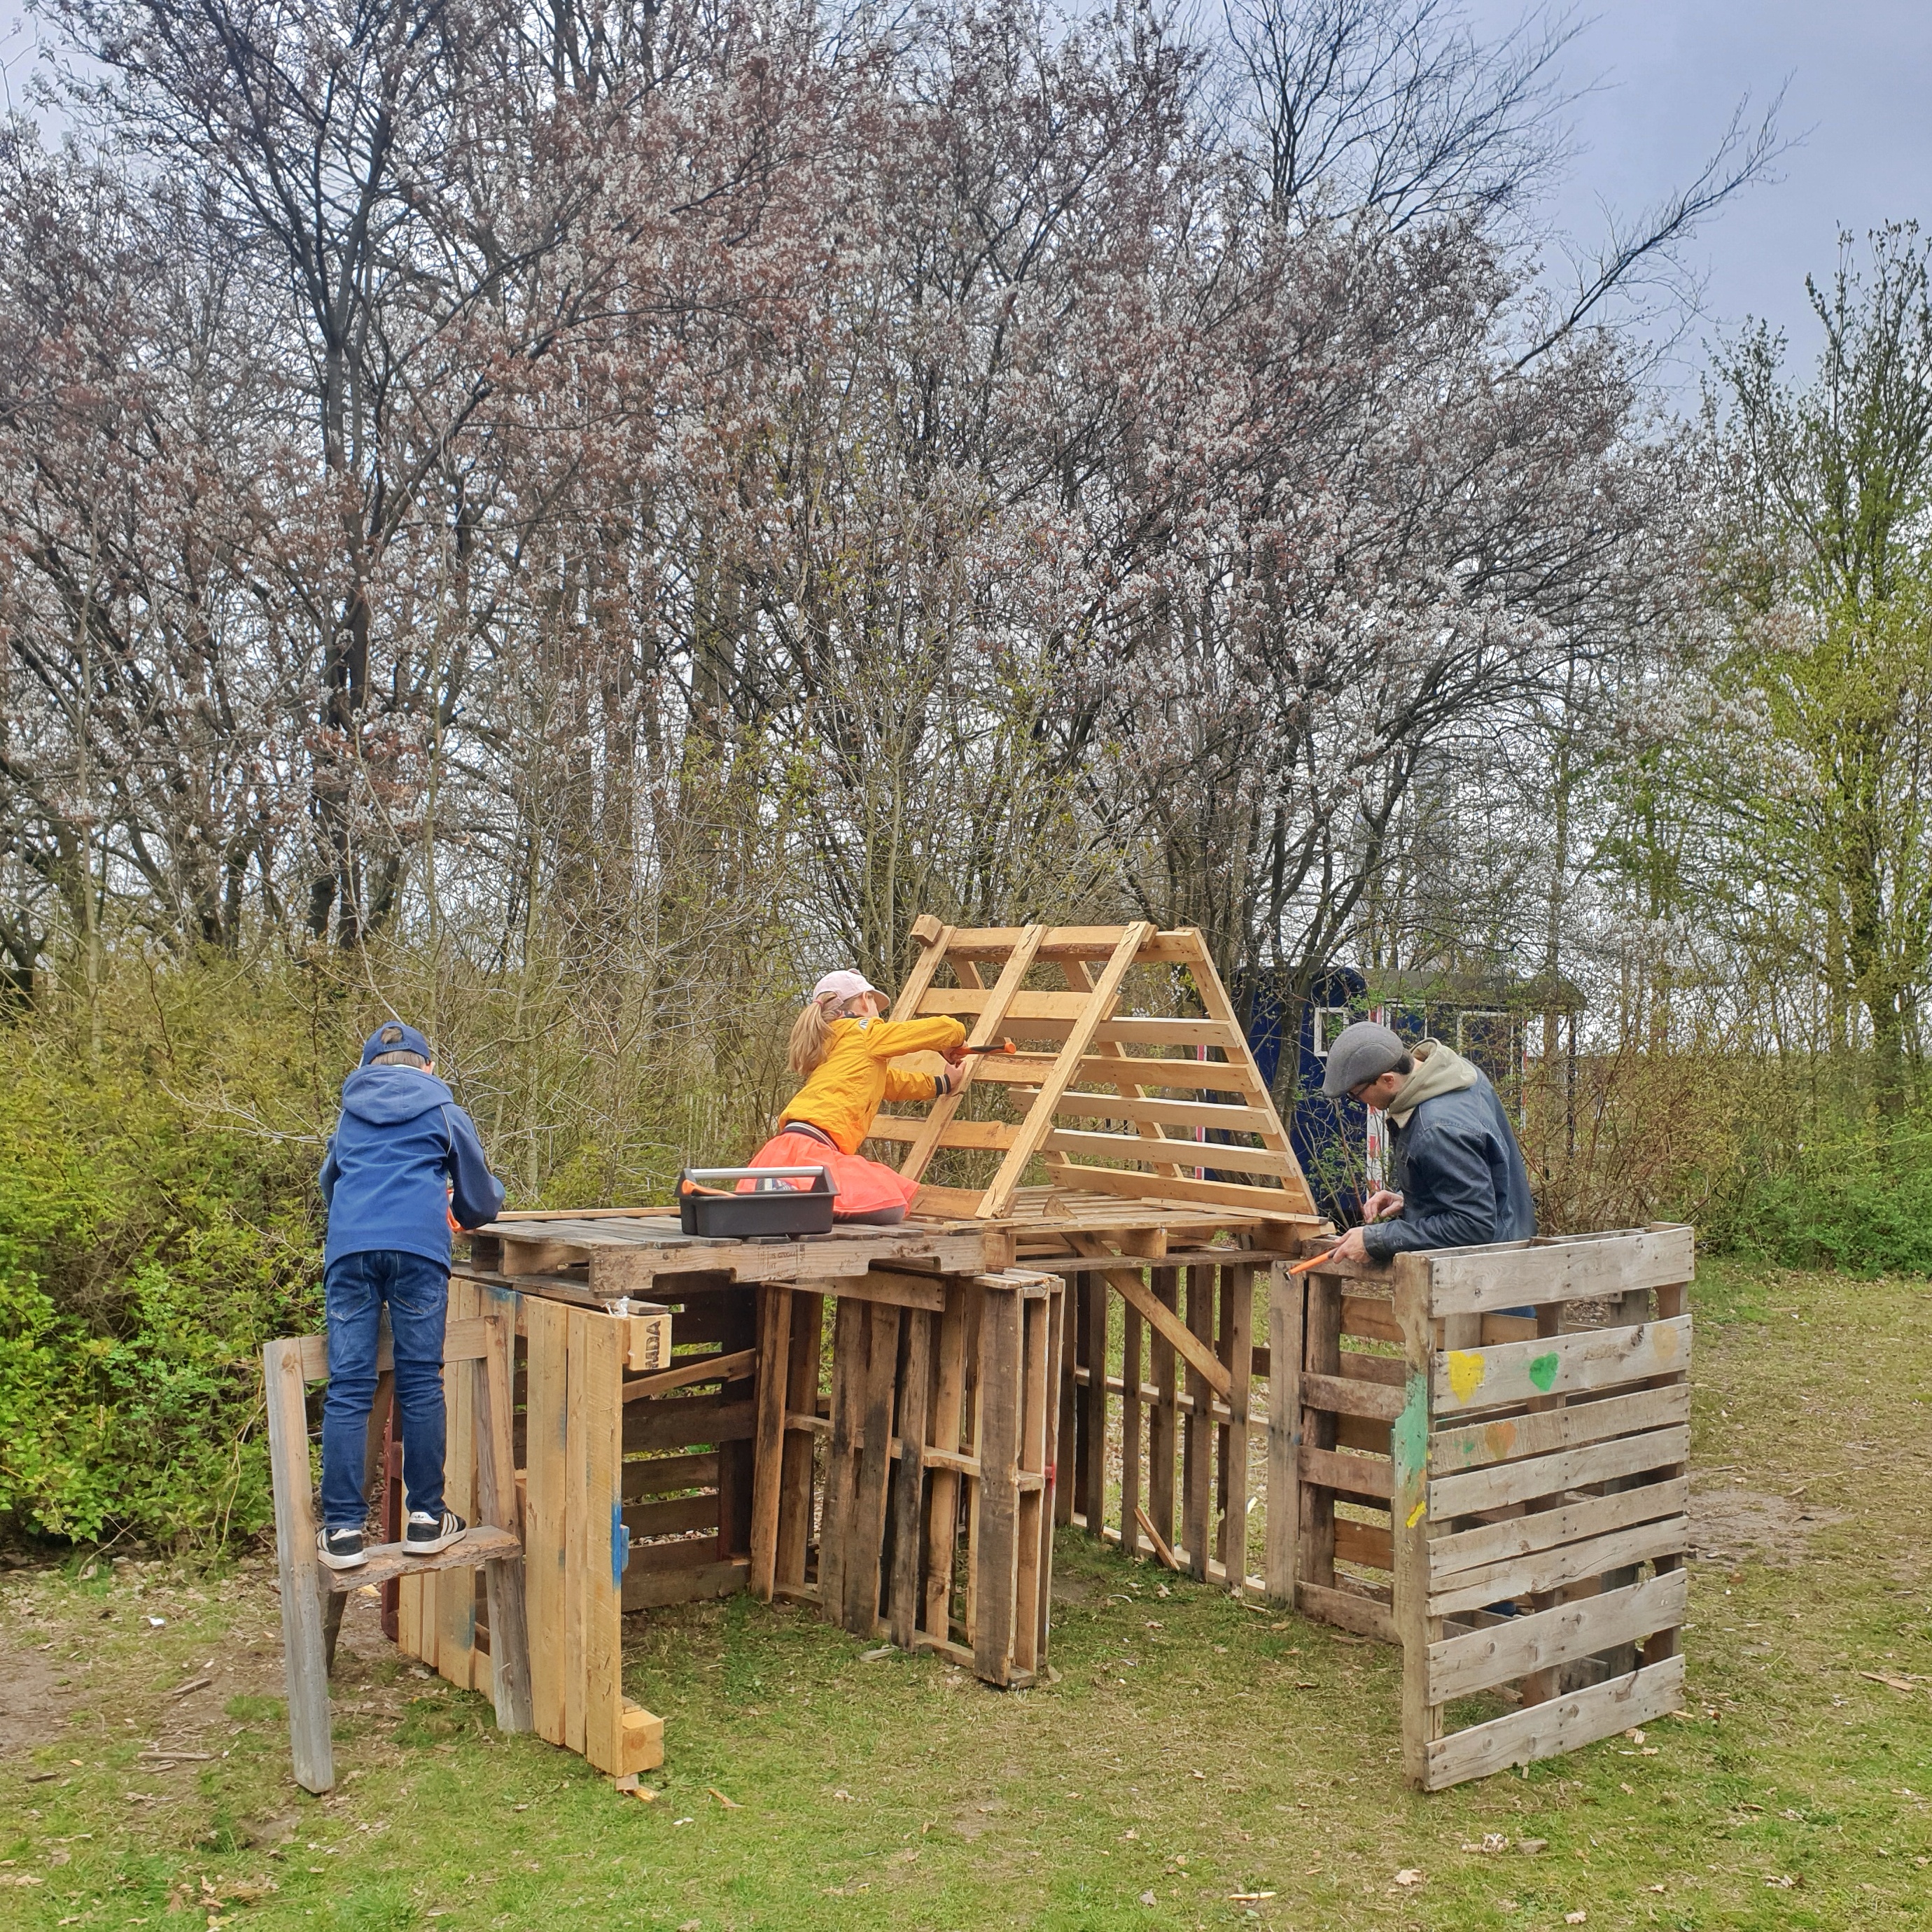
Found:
[748,1284,793,1601]
[438,1277,479,1691]
[1642,1275,1691,1667]
[973,1281,1023,1686]
[562,1306,591,1758]
[776,1292,822,1591]
[1012,1287,1053,1675]
[522,1295,570,1746]
[1119,1296,1144,1559]
[1390,1254,1437,1791]
[888,1308,934,1648]
[1054,1270,1077,1527]
[1147,1266,1177,1558]
[1264,1262,1303,1603]
[1032,1280,1064,1665]
[818,1296,868,1621]
[473,1313,533,1735]
[323,1367,392,1675]
[1224,1263,1255,1591]
[578,1310,625,1775]
[1181,1264,1213,1580]
[1080,1271,1109,1538]
[844,1302,902,1634]
[1298,1275,1341,1590]
[264,1339,332,1795]
[923,1280,972,1643]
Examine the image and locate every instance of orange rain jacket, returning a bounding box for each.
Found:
[778,1014,968,1153]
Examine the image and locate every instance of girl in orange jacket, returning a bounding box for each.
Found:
[746,969,967,1222]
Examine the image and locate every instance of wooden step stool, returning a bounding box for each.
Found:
[264,1313,533,1793]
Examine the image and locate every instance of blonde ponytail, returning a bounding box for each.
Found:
[788,997,837,1077]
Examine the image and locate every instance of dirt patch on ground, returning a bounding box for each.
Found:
[0,1629,75,1758]
[1689,1485,1843,1567]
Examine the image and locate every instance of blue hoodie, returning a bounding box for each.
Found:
[318,1065,506,1269]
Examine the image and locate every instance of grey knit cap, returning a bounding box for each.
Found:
[1320,1021,1409,1099]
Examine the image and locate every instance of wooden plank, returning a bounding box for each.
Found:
[1423,1655,1686,1791]
[1221,1263,1255,1582]
[821,1270,947,1313]
[265,1340,332,1794]
[1013,1286,1054,1671]
[1043,1164,1317,1221]
[1033,1280,1065,1664]
[1295,1578,1398,1644]
[621,1556,749,1611]
[843,1303,902,1635]
[1424,1227,1695,1318]
[1264,1264,1302,1602]
[899,923,1045,1184]
[1430,1424,1691,1519]
[624,1492,720,1539]
[1301,1371,1406,1423]
[1147,1267,1177,1561]
[1429,1474,1690,1583]
[940,923,1198,963]
[748,1287,792,1601]
[472,1314,533,1735]
[1079,1271,1109,1536]
[623,1348,756,1402]
[624,1393,756,1455]
[972,1284,1023,1684]
[888,1309,934,1647]
[1428,1383,1690,1476]
[776,1294,822,1590]
[979,924,1150,1217]
[1180,1265,1213,1580]
[321,1523,521,1592]
[620,1702,664,1775]
[923,1282,972,1640]
[623,1450,720,1499]
[1433,1317,1693,1415]
[522,1296,570,1749]
[1053,1091,1280,1133]
[972,1053,1263,1097]
[1044,1128,1298,1179]
[817,1297,867,1624]
[436,1280,479,1692]
[1390,1254,1436,1788]
[562,1307,590,1759]
[293,1316,498,1381]
[1340,1296,1401,1344]
[1298,1278,1341,1589]
[1338,1349,1406,1387]
[1429,1511,1692,1620]
[1334,1512,1392,1572]
[871,1117,1016,1151]
[1300,1443,1393,1502]
[916,986,1093,1021]
[1428,1569,1688,1703]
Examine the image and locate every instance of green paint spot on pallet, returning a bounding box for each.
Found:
[1527,1352,1560,1393]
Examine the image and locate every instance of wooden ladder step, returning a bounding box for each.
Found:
[324,1525,521,1592]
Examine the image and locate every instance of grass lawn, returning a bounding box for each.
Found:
[2,1260,1928,1931]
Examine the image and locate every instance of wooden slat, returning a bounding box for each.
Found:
[922,1281,972,1641]
[561,1308,591,1759]
[1428,1382,1690,1475]
[817,1298,867,1623]
[1422,1655,1686,1791]
[748,1287,791,1601]
[1264,1263,1302,1601]
[1045,1163,1317,1221]
[473,1311,533,1734]
[916,987,1098,1021]
[869,1117,1017,1151]
[264,1339,332,1793]
[1429,1511,1690,1620]
[1340,1296,1401,1343]
[973,1283,1024,1684]
[522,1296,570,1748]
[939,923,1199,962]
[1338,1348,1406,1387]
[1296,1578,1398,1643]
[1180,1265,1214,1579]
[622,1347,756,1402]
[972,1054,1263,1097]
[1147,1268,1177,1564]
[621,1555,749,1611]
[1432,1317,1692,1414]
[435,1278,479,1692]
[1053,1091,1278,1133]
[625,1492,718,1539]
[1301,1371,1406,1423]
[623,1450,720,1499]
[1430,1424,1690,1519]
[1334,1512,1392,1571]
[1424,1226,1695,1318]
[1300,1443,1394,1502]
[1297,1278,1340,1589]
[1427,1570,1688,1703]
[1428,1474,1690,1584]
[844,1303,902,1634]
[326,1524,522,1592]
[1222,1263,1255,1586]
[1043,1128,1298,1178]
[888,1308,934,1648]
[776,1294,822,1590]
[623,1392,756,1455]
[1392,1254,1436,1788]
[293,1316,498,1382]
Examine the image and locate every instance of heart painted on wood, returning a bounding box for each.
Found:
[1527,1352,1560,1393]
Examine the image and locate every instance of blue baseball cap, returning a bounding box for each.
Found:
[359,1021,434,1066]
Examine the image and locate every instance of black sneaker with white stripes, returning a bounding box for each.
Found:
[403,1509,467,1556]
[317,1526,368,1572]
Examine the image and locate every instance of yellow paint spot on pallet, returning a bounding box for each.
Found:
[1447,1350,1488,1403]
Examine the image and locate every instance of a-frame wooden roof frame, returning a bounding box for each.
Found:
[869,916,1320,1223]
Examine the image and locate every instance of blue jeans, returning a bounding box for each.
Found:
[321,1250,449,1530]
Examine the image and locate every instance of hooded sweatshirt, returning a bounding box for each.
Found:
[1361,1040,1536,1260]
[318,1064,505,1269]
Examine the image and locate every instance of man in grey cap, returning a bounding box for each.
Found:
[1319,1021,1536,1264]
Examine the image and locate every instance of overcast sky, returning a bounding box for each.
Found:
[1464,0,1932,401]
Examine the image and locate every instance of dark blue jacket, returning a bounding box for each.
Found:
[319,1065,505,1269]
[1360,1068,1536,1259]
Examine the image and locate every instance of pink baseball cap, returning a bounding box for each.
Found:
[812,969,884,1004]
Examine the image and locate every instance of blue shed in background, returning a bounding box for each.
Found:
[1236,965,1583,1225]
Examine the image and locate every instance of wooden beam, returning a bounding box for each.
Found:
[1432,1317,1692,1415]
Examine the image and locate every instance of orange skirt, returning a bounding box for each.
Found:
[743,1128,919,1221]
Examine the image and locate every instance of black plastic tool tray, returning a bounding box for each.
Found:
[678,1166,836,1239]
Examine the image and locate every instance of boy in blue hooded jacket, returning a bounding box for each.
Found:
[316,1021,506,1570]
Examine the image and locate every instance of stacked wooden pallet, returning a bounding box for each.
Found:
[749,1268,1063,1688]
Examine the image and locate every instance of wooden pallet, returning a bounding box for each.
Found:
[1277,1226,1694,1789]
[872,917,1321,1222]
[748,1268,1063,1686]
